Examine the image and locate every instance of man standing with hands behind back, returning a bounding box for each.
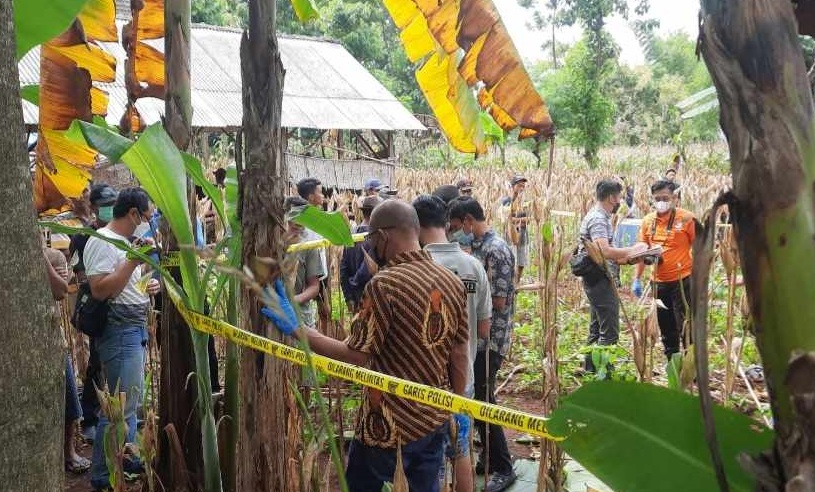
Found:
[633,179,696,360]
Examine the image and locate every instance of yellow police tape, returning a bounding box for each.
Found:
[166,288,559,441]
[161,233,367,266]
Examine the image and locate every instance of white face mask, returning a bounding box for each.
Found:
[133,220,151,239]
[654,201,672,214]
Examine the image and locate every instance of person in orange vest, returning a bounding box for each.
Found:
[632,179,697,359]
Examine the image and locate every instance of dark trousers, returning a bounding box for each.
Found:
[345,423,447,492]
[80,337,101,428]
[583,275,619,373]
[654,276,692,358]
[208,335,220,392]
[584,275,619,346]
[474,350,513,475]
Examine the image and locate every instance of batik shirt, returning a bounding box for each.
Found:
[346,251,468,448]
[471,230,515,356]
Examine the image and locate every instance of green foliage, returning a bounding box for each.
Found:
[13,0,89,59]
[541,40,616,166]
[549,381,774,492]
[192,0,247,27]
[20,85,39,106]
[290,205,354,246]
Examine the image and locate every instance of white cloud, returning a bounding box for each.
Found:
[493,0,701,66]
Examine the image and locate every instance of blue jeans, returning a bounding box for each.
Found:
[65,355,82,422]
[346,422,447,492]
[90,323,147,487]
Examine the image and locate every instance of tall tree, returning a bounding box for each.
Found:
[555,0,651,163]
[700,0,815,488]
[0,1,64,490]
[540,39,616,166]
[519,0,562,68]
[236,0,296,489]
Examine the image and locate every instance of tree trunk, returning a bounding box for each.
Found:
[699,1,815,489]
[236,0,295,490]
[0,3,64,490]
[159,0,221,490]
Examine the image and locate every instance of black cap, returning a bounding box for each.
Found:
[510,174,528,186]
[89,183,118,206]
[432,184,460,204]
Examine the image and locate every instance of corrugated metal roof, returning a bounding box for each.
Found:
[19,24,425,132]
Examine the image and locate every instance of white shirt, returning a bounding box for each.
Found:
[84,227,149,305]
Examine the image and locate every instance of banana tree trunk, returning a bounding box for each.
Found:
[159,0,222,490]
[0,3,64,490]
[236,0,295,490]
[699,1,815,488]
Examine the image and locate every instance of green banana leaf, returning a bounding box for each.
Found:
[290,0,319,22]
[69,120,201,308]
[291,205,353,246]
[480,111,505,146]
[120,124,200,306]
[548,381,774,492]
[224,165,241,237]
[20,85,39,106]
[14,0,90,60]
[66,119,132,165]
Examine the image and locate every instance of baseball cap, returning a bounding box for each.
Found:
[89,183,118,206]
[364,177,383,191]
[432,184,460,204]
[456,178,473,191]
[510,174,528,186]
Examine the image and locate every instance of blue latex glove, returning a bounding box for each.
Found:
[454,413,471,441]
[632,278,643,298]
[260,279,299,335]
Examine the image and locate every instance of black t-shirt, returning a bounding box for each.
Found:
[69,223,99,273]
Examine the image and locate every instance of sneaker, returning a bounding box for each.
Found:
[80,425,96,443]
[485,471,517,492]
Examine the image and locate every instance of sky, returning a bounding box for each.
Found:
[493,0,701,66]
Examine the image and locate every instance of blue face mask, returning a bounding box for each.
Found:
[450,228,474,247]
[97,206,113,223]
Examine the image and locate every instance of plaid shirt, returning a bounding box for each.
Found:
[472,230,515,356]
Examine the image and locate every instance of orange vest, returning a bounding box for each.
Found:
[638,208,695,283]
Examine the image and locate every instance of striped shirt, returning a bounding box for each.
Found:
[346,250,469,448]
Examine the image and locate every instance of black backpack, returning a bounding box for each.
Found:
[71,282,109,337]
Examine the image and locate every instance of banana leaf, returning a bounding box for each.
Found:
[14,0,90,59]
[290,205,353,246]
[20,85,39,106]
[548,381,774,492]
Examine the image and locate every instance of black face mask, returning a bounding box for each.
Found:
[611,202,621,214]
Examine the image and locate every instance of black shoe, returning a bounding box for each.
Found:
[475,460,485,475]
[485,471,517,492]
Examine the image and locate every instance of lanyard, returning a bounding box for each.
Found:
[650,209,676,245]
